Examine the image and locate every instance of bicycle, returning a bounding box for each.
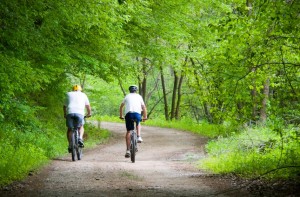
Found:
[70,116,89,161]
[129,123,138,163]
[120,117,146,163]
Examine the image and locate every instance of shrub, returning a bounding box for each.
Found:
[200,126,300,180]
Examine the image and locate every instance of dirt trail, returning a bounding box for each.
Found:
[1,122,251,197]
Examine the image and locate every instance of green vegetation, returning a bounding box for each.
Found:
[0,0,299,186]
[200,126,300,180]
[143,117,229,138]
[83,122,111,148]
[0,124,62,186]
[100,116,300,181]
[0,121,110,186]
[100,115,229,138]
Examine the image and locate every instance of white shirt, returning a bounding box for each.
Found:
[65,91,90,115]
[122,93,145,115]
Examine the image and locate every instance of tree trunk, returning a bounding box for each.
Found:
[141,61,147,102]
[190,57,213,123]
[175,74,184,120]
[118,78,126,96]
[171,70,178,120]
[81,75,87,90]
[160,66,169,120]
[251,68,258,121]
[246,0,252,15]
[260,78,270,124]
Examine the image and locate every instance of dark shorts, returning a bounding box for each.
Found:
[66,113,84,129]
[125,112,141,131]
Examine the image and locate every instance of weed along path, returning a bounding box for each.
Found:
[1,122,251,197]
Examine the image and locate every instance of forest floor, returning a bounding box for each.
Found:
[1,122,299,197]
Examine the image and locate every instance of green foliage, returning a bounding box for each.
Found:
[0,142,47,186]
[0,120,110,186]
[0,123,64,186]
[200,126,300,180]
[84,122,111,148]
[86,77,124,116]
[0,0,299,186]
[99,115,231,138]
[144,117,228,138]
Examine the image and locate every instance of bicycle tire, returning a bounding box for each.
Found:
[77,146,82,160]
[130,131,136,163]
[71,132,76,161]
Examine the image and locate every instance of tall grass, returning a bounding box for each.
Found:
[99,115,300,180]
[0,121,110,187]
[0,124,63,186]
[199,126,300,180]
[99,115,230,138]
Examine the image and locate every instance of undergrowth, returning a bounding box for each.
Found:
[199,126,300,180]
[98,115,230,138]
[99,115,300,181]
[0,120,110,187]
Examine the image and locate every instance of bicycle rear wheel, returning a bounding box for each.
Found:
[77,146,82,160]
[130,131,136,163]
[71,132,76,161]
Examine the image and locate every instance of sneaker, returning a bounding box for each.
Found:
[137,136,143,143]
[125,150,130,158]
[78,138,84,148]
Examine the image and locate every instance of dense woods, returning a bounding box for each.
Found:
[0,0,299,186]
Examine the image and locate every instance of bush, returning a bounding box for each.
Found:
[200,126,300,180]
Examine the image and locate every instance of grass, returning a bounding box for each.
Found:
[0,120,111,187]
[84,122,111,148]
[99,115,300,181]
[98,115,230,138]
[199,126,300,180]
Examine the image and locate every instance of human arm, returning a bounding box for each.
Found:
[85,104,92,117]
[119,102,125,119]
[142,104,148,120]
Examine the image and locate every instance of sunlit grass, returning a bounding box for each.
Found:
[98,115,300,180]
[84,123,111,148]
[199,127,300,180]
[0,120,111,187]
[96,115,230,138]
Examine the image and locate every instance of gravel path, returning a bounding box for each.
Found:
[1,122,252,197]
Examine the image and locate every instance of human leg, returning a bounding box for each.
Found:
[79,126,84,139]
[66,114,74,152]
[125,131,131,158]
[71,113,84,147]
[78,126,84,147]
[132,113,143,142]
[136,123,143,142]
[67,128,72,152]
[125,131,130,150]
[125,114,135,158]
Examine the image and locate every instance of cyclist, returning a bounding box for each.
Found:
[63,85,92,153]
[119,85,147,158]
